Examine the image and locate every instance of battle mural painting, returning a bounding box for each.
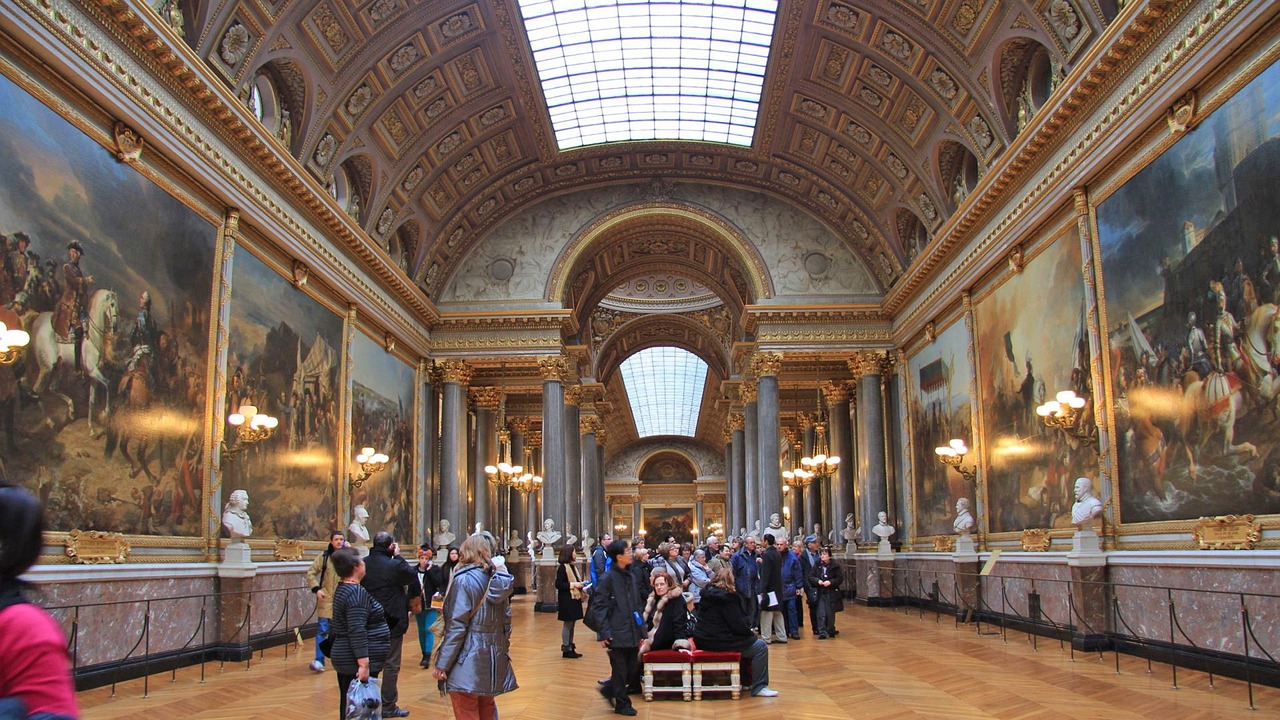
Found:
[1098,60,1280,523]
[225,250,341,539]
[0,73,214,535]
[348,332,415,542]
[906,320,973,536]
[642,505,695,545]
[974,231,1098,533]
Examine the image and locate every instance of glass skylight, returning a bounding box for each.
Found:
[516,0,778,149]
[620,347,708,438]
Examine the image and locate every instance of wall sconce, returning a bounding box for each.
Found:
[614,523,628,533]
[1036,389,1098,452]
[221,405,278,468]
[0,319,30,364]
[349,446,389,491]
[935,438,977,485]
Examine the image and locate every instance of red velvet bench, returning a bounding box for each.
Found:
[641,649,692,701]
[690,650,741,700]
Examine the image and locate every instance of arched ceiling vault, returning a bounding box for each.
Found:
[188,0,1111,300]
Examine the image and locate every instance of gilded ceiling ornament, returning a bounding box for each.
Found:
[799,99,828,119]
[219,22,250,67]
[881,31,912,62]
[827,160,850,180]
[867,65,892,87]
[902,97,924,131]
[555,164,578,176]
[513,177,536,193]
[390,44,419,74]
[929,68,958,100]
[439,360,474,385]
[582,416,605,435]
[454,152,478,173]
[313,3,347,51]
[886,154,908,180]
[858,87,883,108]
[968,116,993,149]
[438,132,462,157]
[457,54,482,90]
[447,226,465,248]
[402,166,425,192]
[953,0,979,35]
[1166,91,1197,136]
[461,168,484,188]
[863,175,883,197]
[644,153,670,164]
[291,259,309,289]
[346,85,373,117]
[849,220,869,241]
[779,172,801,187]
[429,183,449,206]
[413,76,440,99]
[426,97,450,121]
[817,192,838,210]
[1008,244,1024,273]
[538,356,571,382]
[733,160,759,172]
[831,144,855,163]
[382,109,408,144]
[689,154,714,166]
[480,106,508,127]
[1045,0,1081,42]
[440,11,475,39]
[478,197,498,216]
[824,2,859,30]
[112,121,144,163]
[491,135,512,161]
[823,46,848,81]
[313,133,336,167]
[844,121,871,145]
[600,156,624,168]
[800,128,820,155]
[924,321,936,344]
[154,0,185,38]
[368,0,399,24]
[422,261,439,289]
[470,386,501,410]
[848,350,885,378]
[377,208,395,236]
[917,194,937,223]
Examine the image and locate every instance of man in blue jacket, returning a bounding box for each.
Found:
[588,540,643,717]
[590,531,612,584]
[731,535,760,632]
[779,536,804,640]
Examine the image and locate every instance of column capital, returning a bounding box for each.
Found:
[595,427,608,446]
[728,413,745,432]
[798,413,814,430]
[469,386,501,411]
[580,416,604,436]
[428,362,445,388]
[439,359,474,385]
[722,427,734,444]
[848,350,888,379]
[781,426,799,447]
[564,385,584,405]
[509,417,530,435]
[538,355,572,382]
[526,430,542,449]
[740,380,758,404]
[752,352,784,378]
[821,380,851,404]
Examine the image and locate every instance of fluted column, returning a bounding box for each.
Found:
[823,381,854,546]
[438,360,473,538]
[580,414,603,544]
[563,385,583,545]
[526,430,543,547]
[539,357,570,541]
[471,387,500,534]
[508,418,529,545]
[730,413,745,537]
[422,363,441,543]
[754,353,784,536]
[741,381,759,536]
[850,351,890,544]
[595,429,608,538]
[721,424,733,539]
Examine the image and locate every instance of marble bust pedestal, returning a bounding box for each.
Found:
[876,538,894,559]
[218,540,258,579]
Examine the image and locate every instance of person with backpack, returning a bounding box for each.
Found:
[587,540,644,717]
[307,530,347,673]
[589,532,611,585]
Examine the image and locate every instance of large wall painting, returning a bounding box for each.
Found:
[642,505,695,545]
[905,319,973,536]
[225,250,341,538]
[1097,61,1280,524]
[0,72,214,535]
[349,331,415,542]
[974,231,1098,533]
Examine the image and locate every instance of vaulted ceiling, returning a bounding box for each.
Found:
[186,0,1115,299]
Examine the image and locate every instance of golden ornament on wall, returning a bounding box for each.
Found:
[65,529,131,564]
[1166,91,1198,136]
[1019,528,1052,552]
[273,539,306,562]
[1192,514,1261,550]
[112,122,144,163]
[932,536,955,552]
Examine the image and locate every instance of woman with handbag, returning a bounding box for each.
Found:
[555,544,586,658]
[432,531,517,720]
[329,547,390,720]
[306,530,347,673]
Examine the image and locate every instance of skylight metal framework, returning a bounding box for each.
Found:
[517,0,778,149]
[620,346,708,438]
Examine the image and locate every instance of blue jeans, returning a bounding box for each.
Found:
[415,608,438,660]
[314,617,330,664]
[784,596,799,635]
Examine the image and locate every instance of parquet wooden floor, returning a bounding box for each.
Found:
[78,595,1279,719]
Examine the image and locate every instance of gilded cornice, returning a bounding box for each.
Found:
[25,0,440,344]
[885,0,1235,322]
[435,310,570,332]
[821,380,851,404]
[469,386,501,410]
[439,359,474,385]
[537,356,571,383]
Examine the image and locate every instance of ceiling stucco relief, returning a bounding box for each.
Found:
[605,440,725,481]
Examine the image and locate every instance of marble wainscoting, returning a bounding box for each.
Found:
[894,555,964,606]
[245,564,313,641]
[979,555,1072,626]
[1108,551,1280,659]
[26,564,217,669]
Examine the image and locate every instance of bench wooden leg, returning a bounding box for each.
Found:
[682,667,691,701]
[692,667,702,700]
[644,667,654,702]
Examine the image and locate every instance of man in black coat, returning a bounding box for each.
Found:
[757,533,786,642]
[798,534,821,633]
[588,540,644,717]
[362,532,422,718]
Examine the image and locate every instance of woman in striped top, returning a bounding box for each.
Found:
[329,547,391,719]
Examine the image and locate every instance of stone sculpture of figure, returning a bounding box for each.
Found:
[738,527,748,540]
[221,489,253,540]
[536,518,561,547]
[1071,477,1105,530]
[582,531,595,555]
[526,531,536,559]
[508,529,524,549]
[752,519,764,538]
[872,512,896,541]
[766,512,786,534]
[842,513,862,543]
[564,523,579,547]
[347,505,371,555]
[434,518,456,549]
[953,498,976,535]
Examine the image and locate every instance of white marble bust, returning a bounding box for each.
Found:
[434,518,456,549]
[508,529,524,549]
[348,505,370,555]
[841,512,862,542]
[1071,477,1104,530]
[564,523,579,547]
[811,522,822,539]
[536,517,562,546]
[221,489,253,540]
[953,498,976,536]
[582,531,595,555]
[766,512,786,536]
[872,511,896,540]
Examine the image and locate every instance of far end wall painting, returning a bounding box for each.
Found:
[643,505,695,545]
[225,250,341,538]
[906,320,973,536]
[974,230,1098,533]
[1097,60,1280,524]
[0,71,214,535]
[349,332,415,542]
